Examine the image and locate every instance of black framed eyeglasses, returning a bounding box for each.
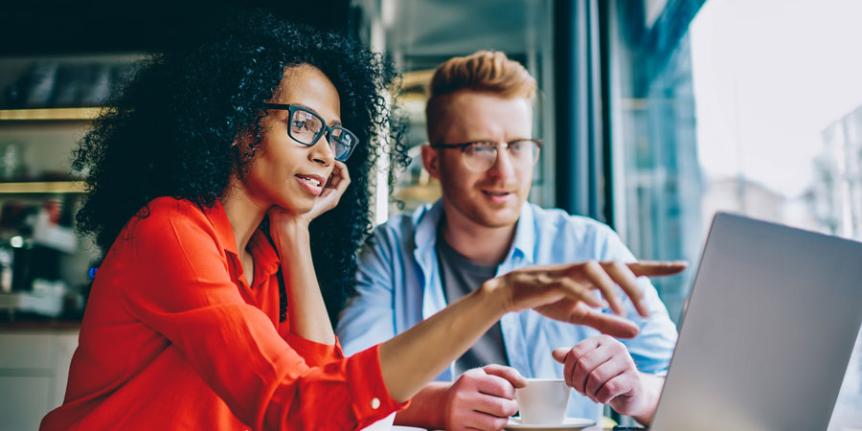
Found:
[431,138,542,172]
[261,103,359,162]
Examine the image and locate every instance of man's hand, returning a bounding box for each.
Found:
[485,261,686,339]
[552,335,661,424]
[444,365,526,431]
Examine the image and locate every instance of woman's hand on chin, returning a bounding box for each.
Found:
[270,161,351,234]
[309,161,351,219]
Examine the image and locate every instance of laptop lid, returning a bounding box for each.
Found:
[650,212,862,431]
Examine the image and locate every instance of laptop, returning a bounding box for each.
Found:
[648,212,862,431]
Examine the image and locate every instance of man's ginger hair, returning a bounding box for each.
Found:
[425,50,536,143]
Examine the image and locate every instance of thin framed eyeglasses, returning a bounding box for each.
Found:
[261,102,359,162]
[430,139,542,172]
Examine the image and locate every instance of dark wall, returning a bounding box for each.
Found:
[0,0,352,55]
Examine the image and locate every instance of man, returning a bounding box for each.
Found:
[337,51,678,430]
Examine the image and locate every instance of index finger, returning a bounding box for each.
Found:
[328,161,351,189]
[626,261,687,277]
[476,373,518,399]
[605,261,649,317]
[571,304,640,339]
[483,364,527,389]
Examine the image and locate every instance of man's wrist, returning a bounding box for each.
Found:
[626,373,663,425]
[434,382,453,428]
[395,382,452,428]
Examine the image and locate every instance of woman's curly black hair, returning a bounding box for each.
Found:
[73,10,406,324]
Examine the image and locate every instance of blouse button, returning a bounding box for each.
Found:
[370,397,381,410]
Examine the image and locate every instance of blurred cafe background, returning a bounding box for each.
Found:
[0,0,859,429]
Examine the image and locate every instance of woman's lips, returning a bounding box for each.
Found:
[295,174,324,196]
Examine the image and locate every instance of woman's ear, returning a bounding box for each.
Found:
[232,129,256,155]
[230,130,260,173]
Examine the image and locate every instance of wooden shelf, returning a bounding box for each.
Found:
[0,107,102,122]
[0,181,85,194]
[401,69,434,89]
[395,182,441,204]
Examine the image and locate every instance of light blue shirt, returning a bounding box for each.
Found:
[337,201,678,421]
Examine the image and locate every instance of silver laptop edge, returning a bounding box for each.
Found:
[650,212,862,431]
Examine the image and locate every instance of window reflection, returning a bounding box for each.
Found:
[608,0,862,428]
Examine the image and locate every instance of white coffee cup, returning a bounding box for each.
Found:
[515,378,571,425]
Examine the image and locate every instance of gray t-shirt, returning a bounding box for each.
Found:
[436,234,509,376]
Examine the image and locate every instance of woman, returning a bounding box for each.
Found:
[41,11,682,431]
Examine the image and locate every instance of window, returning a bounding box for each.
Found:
[607,1,862,428]
[353,0,556,217]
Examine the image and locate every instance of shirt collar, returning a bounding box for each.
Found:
[202,200,280,277]
[413,201,445,254]
[249,230,281,276]
[202,199,239,257]
[510,202,536,264]
[413,199,536,265]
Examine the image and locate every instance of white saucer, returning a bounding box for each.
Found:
[504,417,595,431]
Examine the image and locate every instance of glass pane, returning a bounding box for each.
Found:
[290,109,322,143]
[609,0,862,428]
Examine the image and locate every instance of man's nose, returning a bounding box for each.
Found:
[486,145,516,179]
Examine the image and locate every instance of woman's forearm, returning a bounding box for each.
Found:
[377,260,686,404]
[378,282,507,401]
[274,223,336,345]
